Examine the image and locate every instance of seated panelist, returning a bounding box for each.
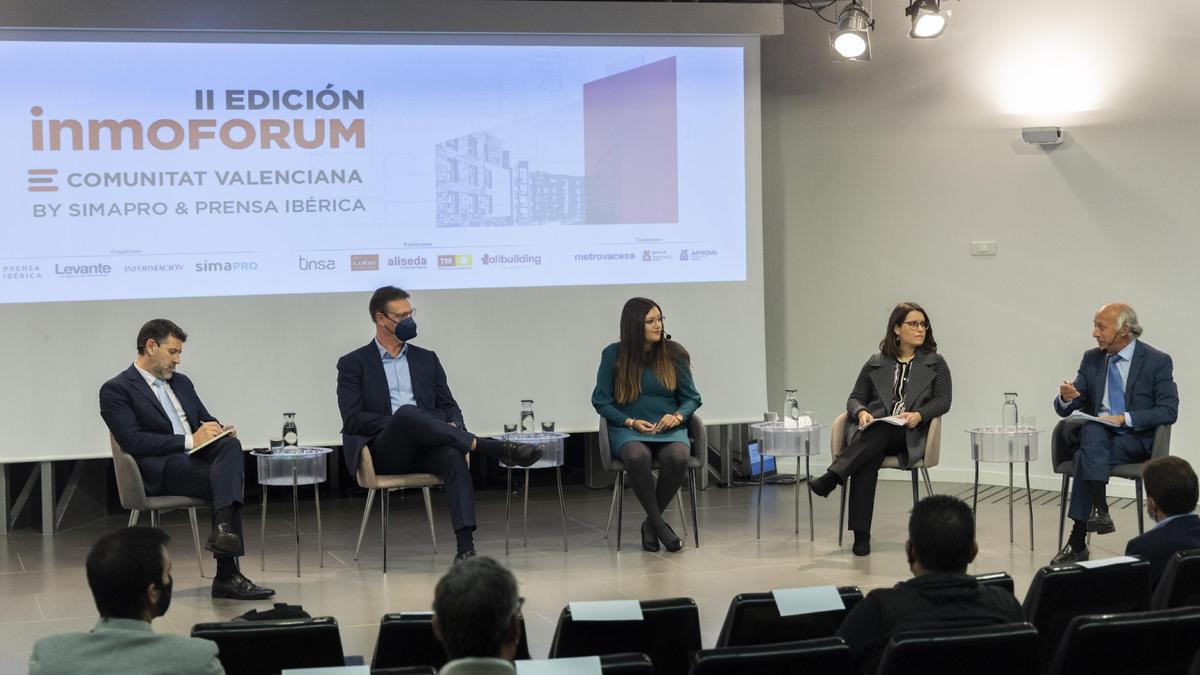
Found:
[808,302,952,556]
[337,286,540,564]
[591,297,701,553]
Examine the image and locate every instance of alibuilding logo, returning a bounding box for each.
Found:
[480,253,541,266]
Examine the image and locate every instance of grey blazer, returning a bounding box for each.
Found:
[844,351,952,467]
[28,617,223,675]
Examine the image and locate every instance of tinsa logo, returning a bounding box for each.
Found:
[298,255,336,271]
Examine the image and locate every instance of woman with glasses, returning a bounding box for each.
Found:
[592,297,702,552]
[807,302,952,556]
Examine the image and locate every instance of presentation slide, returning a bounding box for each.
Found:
[0,40,746,304]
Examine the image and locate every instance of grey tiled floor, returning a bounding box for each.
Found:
[0,478,1145,672]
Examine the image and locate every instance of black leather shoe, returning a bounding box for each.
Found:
[1050,542,1090,565]
[1087,508,1115,535]
[657,523,683,553]
[454,550,477,564]
[808,472,839,498]
[212,572,275,600]
[205,523,242,556]
[641,520,661,552]
[501,440,543,468]
[852,531,871,557]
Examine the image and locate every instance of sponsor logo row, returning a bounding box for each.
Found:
[3,249,718,281]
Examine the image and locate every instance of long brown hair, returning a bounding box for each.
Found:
[614,297,690,404]
[879,301,939,358]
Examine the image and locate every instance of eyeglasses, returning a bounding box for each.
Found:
[385,308,416,322]
[902,321,928,330]
[644,315,665,326]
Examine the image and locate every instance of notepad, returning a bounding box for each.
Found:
[772,585,846,617]
[567,600,643,621]
[188,427,233,454]
[1062,411,1120,427]
[516,656,603,675]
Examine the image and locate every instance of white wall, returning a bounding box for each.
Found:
[762,1,1200,494]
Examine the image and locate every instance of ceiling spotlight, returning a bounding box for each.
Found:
[906,0,951,39]
[829,1,873,61]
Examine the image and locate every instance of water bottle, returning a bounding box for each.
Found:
[1001,393,1019,428]
[282,412,298,446]
[783,389,800,428]
[519,400,536,434]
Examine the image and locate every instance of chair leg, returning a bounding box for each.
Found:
[1135,478,1145,535]
[150,510,159,528]
[1058,474,1070,551]
[922,468,934,497]
[910,470,919,506]
[128,510,139,526]
[616,472,625,551]
[381,489,390,574]
[187,508,204,578]
[604,477,620,539]
[354,489,377,561]
[838,481,848,548]
[676,491,688,537]
[688,468,700,548]
[422,486,437,554]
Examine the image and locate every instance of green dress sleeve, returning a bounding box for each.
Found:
[591,344,627,427]
[674,360,702,421]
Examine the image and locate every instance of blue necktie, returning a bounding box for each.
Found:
[153,379,186,435]
[1107,355,1126,416]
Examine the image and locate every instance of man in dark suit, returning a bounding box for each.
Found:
[1051,303,1179,564]
[836,496,1024,675]
[1125,456,1200,586]
[337,286,540,563]
[99,319,273,600]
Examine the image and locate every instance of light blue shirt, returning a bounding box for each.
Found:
[1098,339,1136,426]
[1153,512,1197,530]
[376,339,415,414]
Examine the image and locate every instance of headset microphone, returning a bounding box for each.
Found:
[665,333,673,340]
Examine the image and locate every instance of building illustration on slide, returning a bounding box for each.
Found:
[435,57,678,227]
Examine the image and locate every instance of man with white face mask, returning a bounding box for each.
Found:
[29,527,223,675]
[1125,456,1200,586]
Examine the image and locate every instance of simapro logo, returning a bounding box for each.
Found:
[55,262,111,278]
[196,259,257,272]
[298,255,335,271]
[437,254,472,269]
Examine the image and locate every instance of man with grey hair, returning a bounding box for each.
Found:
[1051,302,1179,564]
[432,556,523,674]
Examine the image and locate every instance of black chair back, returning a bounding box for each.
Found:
[1152,548,1200,609]
[690,637,850,675]
[599,652,656,674]
[549,598,702,675]
[876,622,1040,675]
[371,667,437,675]
[973,572,1015,595]
[1023,557,1152,666]
[371,612,531,670]
[1047,607,1200,675]
[715,587,863,647]
[191,617,345,675]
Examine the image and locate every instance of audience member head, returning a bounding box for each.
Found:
[86,527,173,622]
[880,302,938,358]
[1093,302,1141,354]
[1143,456,1199,522]
[906,495,977,575]
[432,556,522,661]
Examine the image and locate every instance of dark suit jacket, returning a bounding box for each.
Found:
[1054,340,1179,451]
[1125,513,1200,586]
[99,365,219,495]
[336,341,465,476]
[844,351,952,467]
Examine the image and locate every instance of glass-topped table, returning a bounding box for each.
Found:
[497,432,570,554]
[251,446,332,577]
[751,422,824,541]
[967,426,1040,550]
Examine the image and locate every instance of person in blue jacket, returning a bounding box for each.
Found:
[592,297,702,552]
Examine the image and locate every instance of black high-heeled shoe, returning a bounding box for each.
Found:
[641,519,661,552]
[658,522,684,553]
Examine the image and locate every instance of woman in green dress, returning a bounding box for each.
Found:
[592,297,702,552]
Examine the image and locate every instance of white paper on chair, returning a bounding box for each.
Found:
[399,611,433,617]
[1062,411,1120,427]
[282,662,367,667]
[1076,555,1139,569]
[772,586,845,617]
[568,600,643,621]
[517,656,603,675]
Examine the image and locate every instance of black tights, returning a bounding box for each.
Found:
[618,441,690,533]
